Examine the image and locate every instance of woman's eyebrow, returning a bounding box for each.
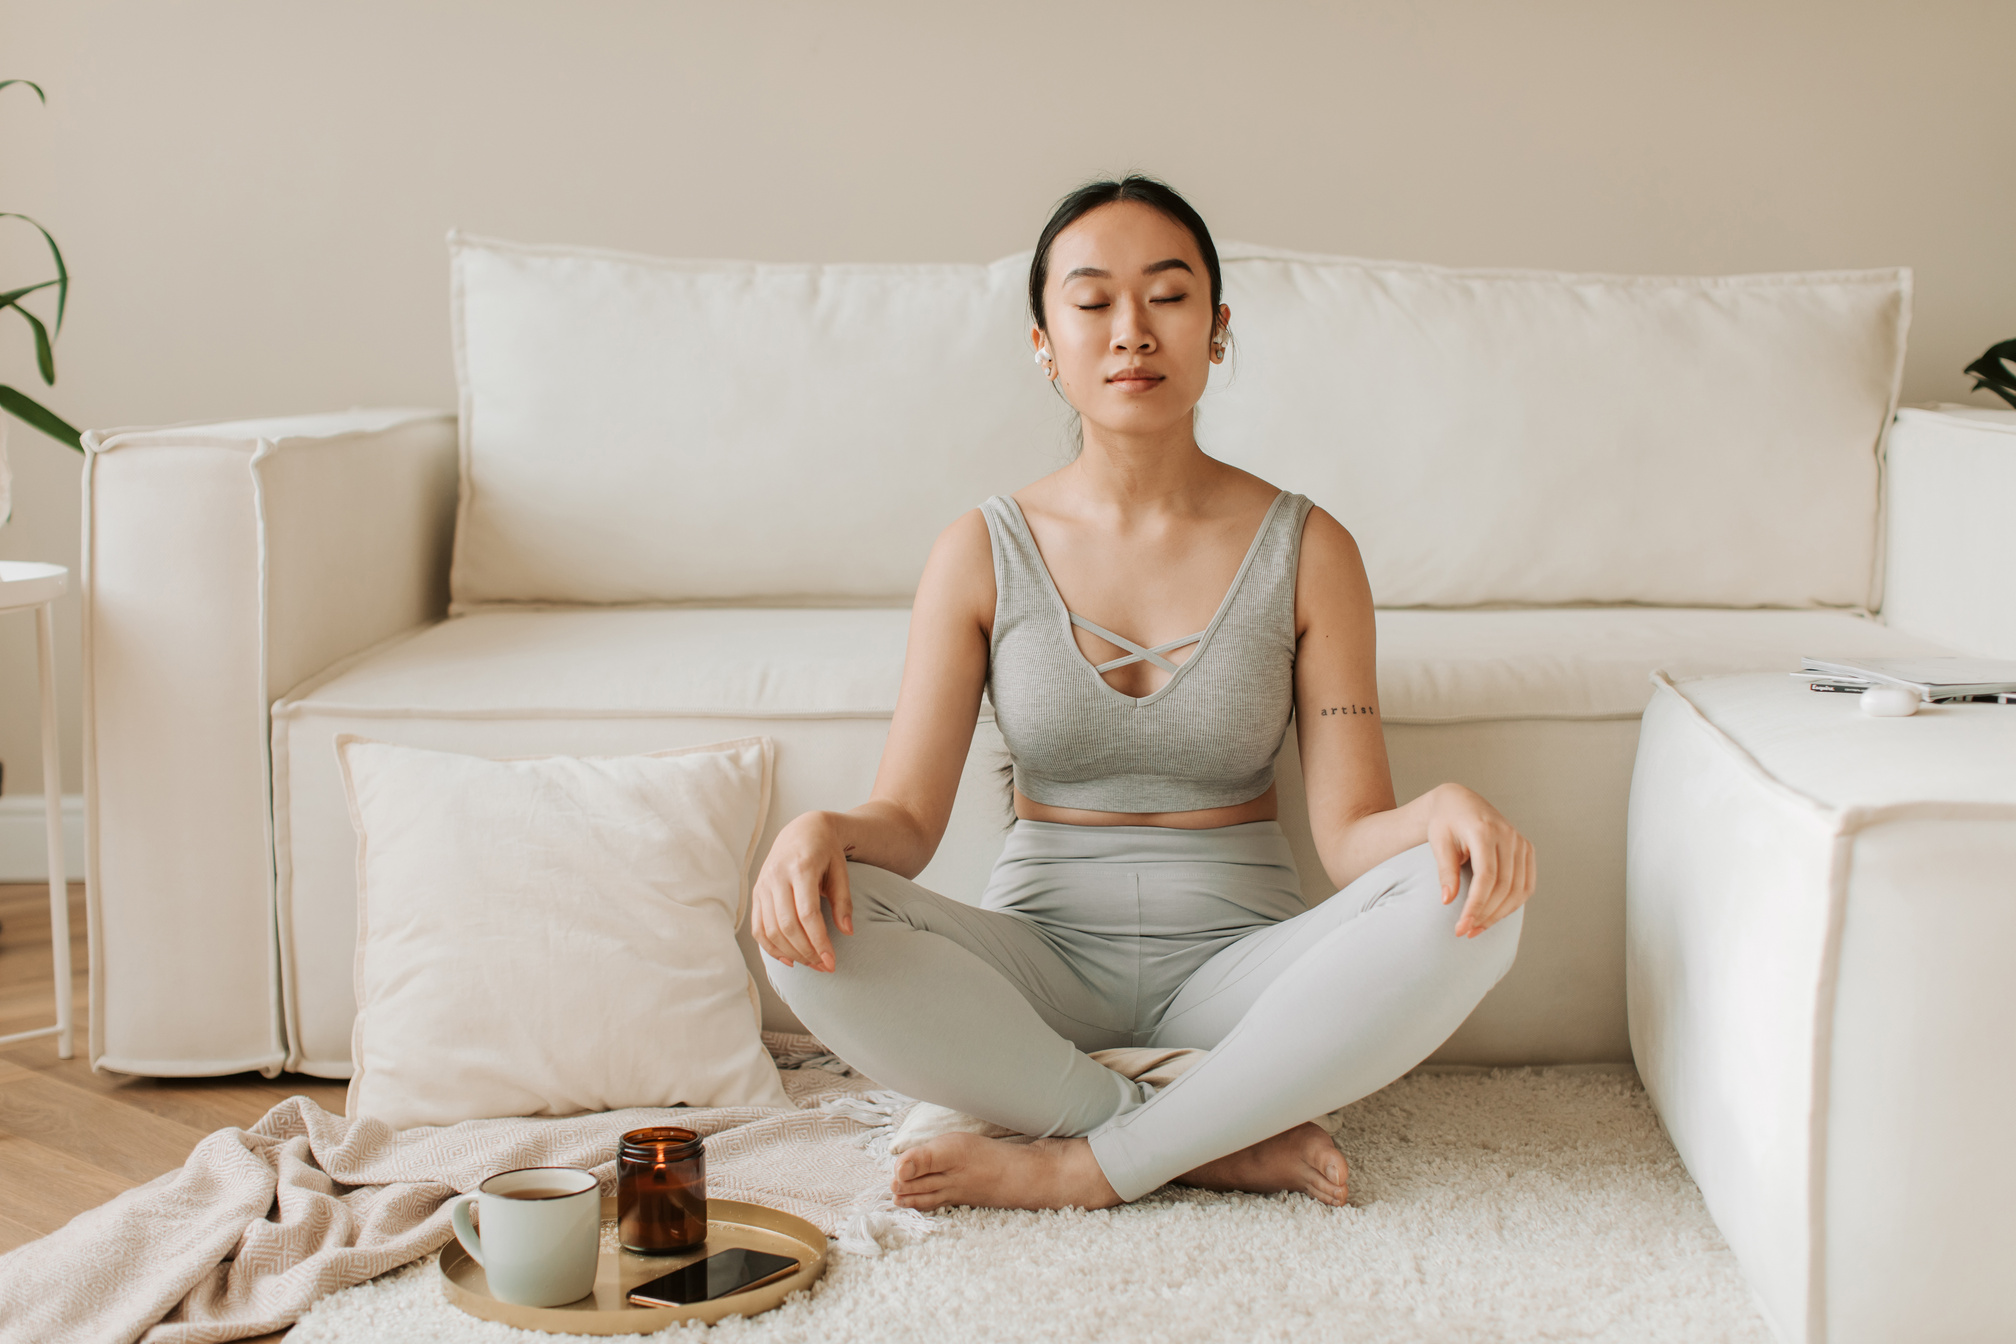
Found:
[1062,259,1194,282]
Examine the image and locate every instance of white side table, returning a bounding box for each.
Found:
[0,561,73,1058]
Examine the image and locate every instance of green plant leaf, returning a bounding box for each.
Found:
[1964,338,2016,411]
[0,279,59,307]
[0,213,67,333]
[0,383,83,451]
[0,80,47,104]
[3,299,56,383]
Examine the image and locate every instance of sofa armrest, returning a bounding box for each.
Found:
[81,408,456,1074]
[1882,405,2016,658]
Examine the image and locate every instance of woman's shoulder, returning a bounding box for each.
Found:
[1294,496,1361,565]
[1214,462,1306,516]
[1218,460,1339,545]
[933,505,996,566]
[895,507,998,640]
[1296,499,1355,549]
[998,464,1073,520]
[1293,503,1371,628]
[916,507,998,615]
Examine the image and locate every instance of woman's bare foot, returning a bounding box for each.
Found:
[891,1134,1122,1211]
[1177,1122,1349,1206]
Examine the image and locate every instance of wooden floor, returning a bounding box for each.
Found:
[1,880,347,1339]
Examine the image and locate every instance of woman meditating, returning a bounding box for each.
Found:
[755,177,1534,1213]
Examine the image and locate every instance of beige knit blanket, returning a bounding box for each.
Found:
[0,1035,909,1344]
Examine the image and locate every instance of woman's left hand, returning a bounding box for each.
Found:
[1425,784,1536,938]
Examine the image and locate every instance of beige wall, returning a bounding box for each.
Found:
[2,0,2012,794]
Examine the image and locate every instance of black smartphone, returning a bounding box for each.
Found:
[626,1247,801,1307]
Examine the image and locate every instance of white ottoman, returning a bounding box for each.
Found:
[1627,672,2016,1344]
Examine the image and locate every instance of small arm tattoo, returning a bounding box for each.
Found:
[1317,704,1378,717]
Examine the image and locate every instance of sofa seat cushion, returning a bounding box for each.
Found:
[293,607,917,718]
[1657,672,2016,808]
[295,605,1948,723]
[271,604,1946,1077]
[1374,607,1947,722]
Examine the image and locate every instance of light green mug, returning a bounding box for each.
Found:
[447,1166,600,1307]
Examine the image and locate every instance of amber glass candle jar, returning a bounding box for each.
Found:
[617,1126,706,1254]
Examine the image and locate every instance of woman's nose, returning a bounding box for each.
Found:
[1110,299,1157,352]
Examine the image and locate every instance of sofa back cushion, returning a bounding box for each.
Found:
[1206,246,1907,609]
[450,233,1907,610]
[450,234,1066,608]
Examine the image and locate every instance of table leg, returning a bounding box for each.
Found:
[37,600,72,1059]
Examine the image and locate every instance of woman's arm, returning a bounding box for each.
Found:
[1293,507,1535,936]
[751,509,995,971]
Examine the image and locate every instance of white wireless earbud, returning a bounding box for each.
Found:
[1861,685,1920,717]
[1034,346,1051,366]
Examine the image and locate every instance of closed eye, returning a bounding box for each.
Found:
[1149,294,1188,304]
[1075,302,1110,310]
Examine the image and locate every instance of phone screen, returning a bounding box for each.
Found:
[626,1248,801,1307]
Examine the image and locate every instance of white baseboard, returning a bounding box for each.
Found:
[0,795,86,882]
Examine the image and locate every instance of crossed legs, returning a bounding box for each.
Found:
[763,843,1520,1208]
[1091,844,1520,1198]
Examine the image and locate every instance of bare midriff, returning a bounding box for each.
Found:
[1012,781,1279,830]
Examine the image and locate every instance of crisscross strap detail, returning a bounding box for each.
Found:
[1068,612,1207,675]
[978,489,1312,813]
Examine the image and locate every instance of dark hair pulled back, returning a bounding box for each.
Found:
[1028,175,1223,334]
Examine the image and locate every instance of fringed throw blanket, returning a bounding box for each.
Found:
[0,1035,921,1344]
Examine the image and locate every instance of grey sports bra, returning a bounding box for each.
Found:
[980,491,1314,814]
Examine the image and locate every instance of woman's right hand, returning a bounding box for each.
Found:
[751,811,855,973]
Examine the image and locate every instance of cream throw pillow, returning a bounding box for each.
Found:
[338,734,789,1129]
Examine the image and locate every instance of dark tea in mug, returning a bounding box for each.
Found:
[617,1126,706,1254]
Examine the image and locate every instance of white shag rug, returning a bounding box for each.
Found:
[290,1067,1773,1344]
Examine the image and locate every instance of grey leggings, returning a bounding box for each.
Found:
[764,820,1520,1202]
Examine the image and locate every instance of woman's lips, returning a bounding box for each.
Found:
[1106,370,1164,390]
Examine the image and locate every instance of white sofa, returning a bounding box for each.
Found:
[78,235,1975,1080]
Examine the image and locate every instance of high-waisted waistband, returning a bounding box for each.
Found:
[994,818,1298,869]
[981,819,1306,928]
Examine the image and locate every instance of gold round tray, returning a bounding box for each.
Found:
[438,1196,828,1334]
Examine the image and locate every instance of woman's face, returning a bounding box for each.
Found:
[1034,201,1228,441]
